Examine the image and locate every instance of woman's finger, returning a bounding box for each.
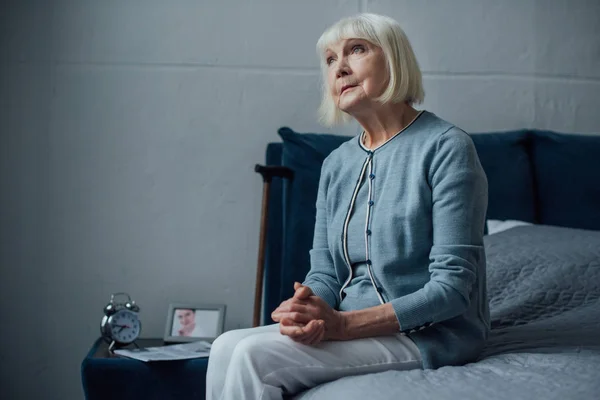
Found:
[272,299,309,319]
[308,321,325,345]
[271,301,287,321]
[298,321,323,345]
[294,320,320,344]
[281,302,309,314]
[273,301,305,321]
[293,285,314,300]
[274,310,313,324]
[271,309,280,322]
[277,297,307,311]
[280,318,303,327]
[280,318,319,342]
[280,320,308,338]
[298,329,319,345]
[306,325,324,346]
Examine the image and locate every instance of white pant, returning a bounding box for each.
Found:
[206,324,422,400]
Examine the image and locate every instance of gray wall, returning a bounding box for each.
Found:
[1,1,599,399]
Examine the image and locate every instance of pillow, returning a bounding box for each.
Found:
[531,130,600,231]
[486,219,534,235]
[277,127,352,302]
[469,130,537,225]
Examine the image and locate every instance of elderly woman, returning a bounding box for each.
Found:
[206,13,489,400]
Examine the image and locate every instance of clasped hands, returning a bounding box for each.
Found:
[271,282,345,345]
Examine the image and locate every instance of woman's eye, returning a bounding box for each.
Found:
[326,57,335,65]
[352,45,364,53]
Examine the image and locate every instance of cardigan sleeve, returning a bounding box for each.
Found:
[390,128,488,332]
[302,157,341,309]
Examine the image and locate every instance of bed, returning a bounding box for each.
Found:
[260,127,600,400]
[295,224,600,399]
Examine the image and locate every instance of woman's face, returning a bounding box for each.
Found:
[324,38,389,114]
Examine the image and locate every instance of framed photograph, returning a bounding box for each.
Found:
[164,303,226,343]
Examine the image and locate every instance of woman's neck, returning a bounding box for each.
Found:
[355,102,420,149]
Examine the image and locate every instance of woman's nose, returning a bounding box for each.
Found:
[336,58,350,78]
[337,68,349,78]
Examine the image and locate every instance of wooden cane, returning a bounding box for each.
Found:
[253,164,294,327]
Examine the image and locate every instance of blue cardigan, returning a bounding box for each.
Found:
[302,111,490,369]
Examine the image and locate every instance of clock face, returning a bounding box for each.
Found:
[108,309,141,344]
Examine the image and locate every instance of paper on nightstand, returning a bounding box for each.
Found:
[114,340,212,362]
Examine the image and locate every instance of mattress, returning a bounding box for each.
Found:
[295,225,600,400]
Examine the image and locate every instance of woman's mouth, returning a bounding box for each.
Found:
[341,85,356,94]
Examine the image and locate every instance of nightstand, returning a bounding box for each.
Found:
[81,338,209,400]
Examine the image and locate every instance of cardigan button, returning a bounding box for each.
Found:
[366,229,372,235]
[368,200,374,206]
[369,173,375,180]
[366,259,372,265]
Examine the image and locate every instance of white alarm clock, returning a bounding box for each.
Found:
[100,292,142,352]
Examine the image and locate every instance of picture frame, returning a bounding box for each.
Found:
[164,303,226,343]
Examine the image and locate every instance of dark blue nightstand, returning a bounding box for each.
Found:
[81,338,209,400]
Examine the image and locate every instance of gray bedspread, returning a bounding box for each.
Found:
[296,225,600,400]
